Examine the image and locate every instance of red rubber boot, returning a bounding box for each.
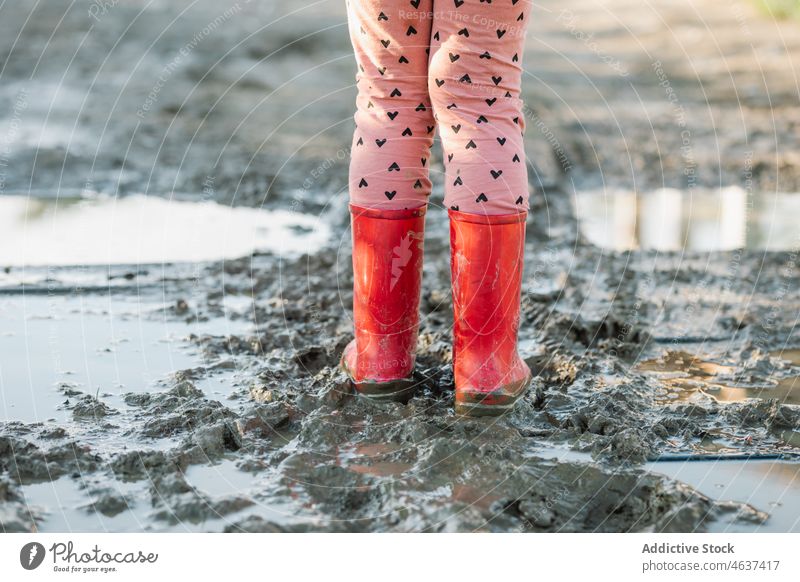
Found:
[449,209,532,416]
[341,204,426,401]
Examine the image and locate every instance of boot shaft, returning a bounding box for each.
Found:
[449,209,531,413]
[449,209,526,367]
[349,204,426,382]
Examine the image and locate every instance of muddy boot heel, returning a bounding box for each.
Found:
[454,375,531,417]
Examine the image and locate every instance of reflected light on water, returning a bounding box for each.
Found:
[574,187,800,251]
[0,194,330,267]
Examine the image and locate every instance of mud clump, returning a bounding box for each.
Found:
[84,490,133,518]
[234,402,292,440]
[128,380,240,445]
[0,436,101,484]
[71,395,118,420]
[110,451,175,483]
[500,464,714,532]
[148,473,253,525]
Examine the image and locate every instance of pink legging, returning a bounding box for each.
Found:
[346,0,531,215]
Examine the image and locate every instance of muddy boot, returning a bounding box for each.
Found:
[341,204,426,402]
[449,209,532,416]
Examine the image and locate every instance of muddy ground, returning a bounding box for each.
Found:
[1,0,800,532]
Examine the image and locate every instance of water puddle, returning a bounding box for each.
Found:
[574,187,800,251]
[20,476,151,533]
[184,459,257,498]
[541,444,800,532]
[337,443,414,478]
[0,294,249,423]
[0,194,330,267]
[646,459,800,532]
[534,444,595,465]
[636,351,800,406]
[20,465,302,532]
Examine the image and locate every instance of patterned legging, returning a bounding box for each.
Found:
[346,0,532,215]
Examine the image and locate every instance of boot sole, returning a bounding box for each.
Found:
[455,374,532,417]
[353,377,417,403]
[455,400,517,417]
[340,358,418,403]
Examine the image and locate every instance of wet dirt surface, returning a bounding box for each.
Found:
[638,350,800,406]
[2,0,800,532]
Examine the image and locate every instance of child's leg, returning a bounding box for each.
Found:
[428,0,531,215]
[430,1,533,416]
[346,0,435,210]
[342,1,434,400]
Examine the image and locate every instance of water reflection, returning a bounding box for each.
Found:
[0,194,330,267]
[637,351,800,406]
[646,459,800,532]
[0,294,250,424]
[574,187,800,251]
[336,443,413,478]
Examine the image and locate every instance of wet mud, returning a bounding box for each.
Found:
[2,0,800,532]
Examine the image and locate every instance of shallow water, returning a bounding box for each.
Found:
[646,459,800,532]
[0,194,330,267]
[574,187,800,251]
[539,446,800,532]
[20,476,151,533]
[3,230,799,532]
[20,460,302,533]
[636,351,800,406]
[0,293,250,423]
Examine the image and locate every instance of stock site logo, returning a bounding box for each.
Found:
[390,231,422,291]
[20,542,46,570]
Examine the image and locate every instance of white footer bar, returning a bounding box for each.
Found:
[1,533,796,581]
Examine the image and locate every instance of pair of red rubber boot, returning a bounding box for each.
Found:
[341,204,531,416]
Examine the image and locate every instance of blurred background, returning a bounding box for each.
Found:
[1,0,798,227]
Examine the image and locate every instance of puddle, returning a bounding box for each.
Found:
[0,194,330,267]
[20,476,151,533]
[534,444,596,465]
[541,444,800,532]
[0,263,203,292]
[647,459,800,532]
[574,187,800,251]
[0,294,249,423]
[636,351,800,406]
[337,443,414,478]
[184,459,257,497]
[19,466,302,532]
